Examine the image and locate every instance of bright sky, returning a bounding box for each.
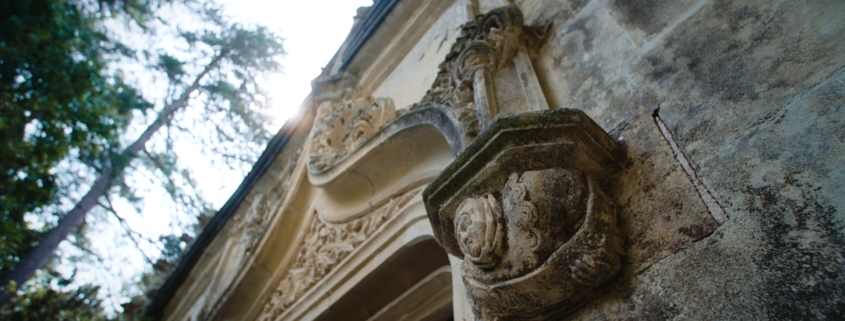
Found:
[180,0,374,211]
[60,0,372,313]
[225,0,373,124]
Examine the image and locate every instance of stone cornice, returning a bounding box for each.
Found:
[145,97,313,320]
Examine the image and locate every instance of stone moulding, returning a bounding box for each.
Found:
[304,83,467,182]
[197,148,303,320]
[305,101,467,187]
[230,148,302,254]
[256,189,418,321]
[423,108,625,320]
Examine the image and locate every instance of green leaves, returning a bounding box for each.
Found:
[0,269,108,321]
[0,0,144,269]
[223,24,285,72]
[1,0,286,316]
[156,54,185,82]
[94,0,156,28]
[0,0,161,313]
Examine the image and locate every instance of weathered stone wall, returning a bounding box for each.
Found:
[508,0,844,319]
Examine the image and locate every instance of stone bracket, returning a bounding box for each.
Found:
[423,108,625,320]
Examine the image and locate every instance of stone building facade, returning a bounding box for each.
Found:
[148,0,845,320]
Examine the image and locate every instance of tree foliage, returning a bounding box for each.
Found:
[0,0,151,286]
[0,0,285,315]
[0,267,108,321]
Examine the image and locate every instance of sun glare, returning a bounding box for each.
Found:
[222,0,374,127]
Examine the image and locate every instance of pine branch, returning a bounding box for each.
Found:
[0,48,232,309]
[98,198,157,267]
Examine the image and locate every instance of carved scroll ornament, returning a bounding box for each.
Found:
[257,190,418,321]
[307,87,396,173]
[303,5,549,177]
[424,108,625,320]
[459,169,623,320]
[412,5,548,142]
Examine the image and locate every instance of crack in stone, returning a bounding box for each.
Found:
[652,107,728,224]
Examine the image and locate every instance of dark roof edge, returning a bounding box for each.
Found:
[145,110,302,320]
[339,0,401,70]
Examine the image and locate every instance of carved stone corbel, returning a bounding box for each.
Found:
[423,109,624,320]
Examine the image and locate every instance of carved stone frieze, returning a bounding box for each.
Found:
[412,5,548,142]
[257,189,418,321]
[424,108,624,320]
[194,149,302,320]
[307,87,396,173]
[231,148,301,253]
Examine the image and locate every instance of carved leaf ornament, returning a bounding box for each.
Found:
[280,3,621,320]
[455,170,623,320]
[257,190,417,321]
[305,5,548,176]
[230,149,301,253]
[195,149,303,321]
[307,88,396,173]
[423,108,626,320]
[412,5,545,141]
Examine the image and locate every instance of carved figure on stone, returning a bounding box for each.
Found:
[308,87,396,173]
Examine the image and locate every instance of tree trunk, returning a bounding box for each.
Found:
[0,50,229,308]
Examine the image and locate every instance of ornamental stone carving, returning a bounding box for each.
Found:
[412,5,549,143]
[230,148,301,253]
[194,149,302,321]
[257,189,418,321]
[303,6,549,178]
[307,87,396,173]
[424,108,624,320]
[456,194,505,269]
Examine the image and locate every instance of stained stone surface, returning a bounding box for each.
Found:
[601,0,702,47]
[423,103,726,319]
[512,0,845,319]
[610,97,720,278]
[516,0,723,298]
[638,0,845,164]
[528,0,640,131]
